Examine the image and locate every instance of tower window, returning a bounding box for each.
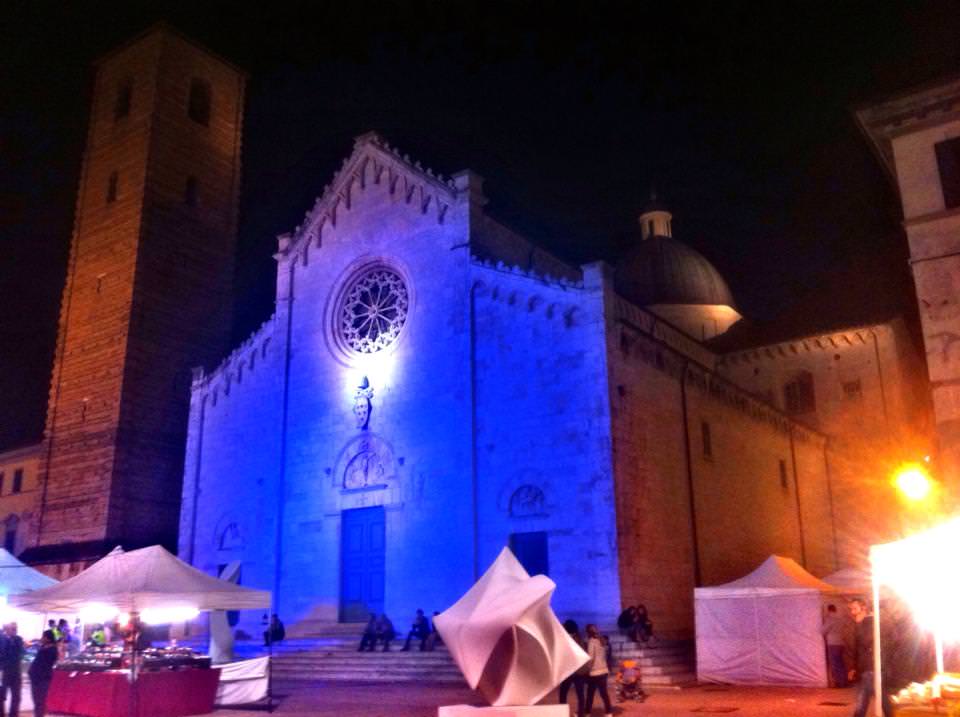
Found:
[11,470,22,494]
[701,421,712,459]
[106,171,118,203]
[184,176,198,206]
[784,371,816,414]
[188,78,212,126]
[114,78,132,121]
[779,459,789,490]
[935,137,960,209]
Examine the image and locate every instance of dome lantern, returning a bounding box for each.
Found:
[638,190,673,240]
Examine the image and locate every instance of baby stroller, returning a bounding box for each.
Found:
[616,659,646,702]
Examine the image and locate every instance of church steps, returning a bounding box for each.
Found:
[191,629,696,688]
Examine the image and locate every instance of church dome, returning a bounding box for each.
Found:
[616,197,735,308]
[615,235,736,307]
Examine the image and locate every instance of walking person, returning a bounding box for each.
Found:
[0,622,23,717]
[558,620,588,715]
[581,624,613,717]
[849,598,891,717]
[28,630,57,717]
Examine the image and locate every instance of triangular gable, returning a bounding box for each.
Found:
[280,132,460,263]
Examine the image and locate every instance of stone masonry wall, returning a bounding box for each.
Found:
[471,261,621,625]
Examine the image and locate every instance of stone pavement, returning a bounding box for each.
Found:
[201,682,859,716]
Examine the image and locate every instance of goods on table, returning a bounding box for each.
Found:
[55,645,211,672]
[892,672,960,712]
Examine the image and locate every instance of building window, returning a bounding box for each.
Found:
[843,379,862,401]
[184,175,198,206]
[106,171,118,203]
[935,137,960,209]
[114,78,132,121]
[188,78,212,126]
[779,460,789,490]
[784,371,816,414]
[0,473,4,495]
[4,516,18,554]
[11,470,22,494]
[701,421,712,459]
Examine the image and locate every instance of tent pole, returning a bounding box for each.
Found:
[871,568,882,717]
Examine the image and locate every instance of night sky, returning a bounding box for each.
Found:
[3,1,960,449]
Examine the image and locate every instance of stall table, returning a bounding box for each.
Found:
[47,668,220,717]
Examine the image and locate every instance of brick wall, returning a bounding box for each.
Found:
[38,27,244,553]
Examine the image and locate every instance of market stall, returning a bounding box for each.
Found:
[694,555,844,686]
[0,547,57,640]
[869,517,960,716]
[11,544,270,717]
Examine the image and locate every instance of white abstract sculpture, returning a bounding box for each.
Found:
[434,547,589,709]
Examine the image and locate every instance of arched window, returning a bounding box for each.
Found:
[217,521,243,551]
[784,371,816,414]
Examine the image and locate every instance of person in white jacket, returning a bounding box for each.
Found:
[582,624,613,717]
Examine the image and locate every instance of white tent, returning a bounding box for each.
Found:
[823,567,872,594]
[0,548,56,595]
[694,555,841,686]
[10,545,270,613]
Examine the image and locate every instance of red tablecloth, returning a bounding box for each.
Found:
[47,668,220,717]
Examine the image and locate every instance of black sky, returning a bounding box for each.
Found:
[2,1,960,449]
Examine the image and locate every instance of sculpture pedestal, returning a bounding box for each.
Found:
[438,706,570,717]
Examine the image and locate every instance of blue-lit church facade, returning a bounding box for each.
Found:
[181,132,866,639]
[179,133,623,633]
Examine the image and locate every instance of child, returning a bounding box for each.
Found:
[615,659,646,702]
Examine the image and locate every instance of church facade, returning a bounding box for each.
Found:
[180,132,928,637]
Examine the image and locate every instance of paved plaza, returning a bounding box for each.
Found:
[204,682,859,717]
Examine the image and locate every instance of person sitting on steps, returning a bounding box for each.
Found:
[359,614,378,652]
[376,614,396,651]
[401,609,429,651]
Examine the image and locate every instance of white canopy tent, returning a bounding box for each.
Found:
[823,567,872,594]
[0,548,57,595]
[0,548,58,641]
[10,545,270,613]
[695,555,842,686]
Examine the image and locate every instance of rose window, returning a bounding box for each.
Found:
[339,266,409,353]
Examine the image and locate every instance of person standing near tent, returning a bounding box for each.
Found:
[28,630,57,717]
[0,622,24,717]
[821,604,848,687]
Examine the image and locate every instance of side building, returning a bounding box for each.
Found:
[0,444,43,557]
[179,133,921,638]
[858,76,960,497]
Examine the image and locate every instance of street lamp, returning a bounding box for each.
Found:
[894,463,933,503]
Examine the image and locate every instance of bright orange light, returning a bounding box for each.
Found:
[894,463,933,502]
[872,517,960,642]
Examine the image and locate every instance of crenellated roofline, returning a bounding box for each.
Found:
[191,314,278,398]
[716,321,896,367]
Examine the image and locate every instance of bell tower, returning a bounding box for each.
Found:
[30,26,245,571]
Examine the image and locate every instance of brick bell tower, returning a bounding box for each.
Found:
[27,26,245,573]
